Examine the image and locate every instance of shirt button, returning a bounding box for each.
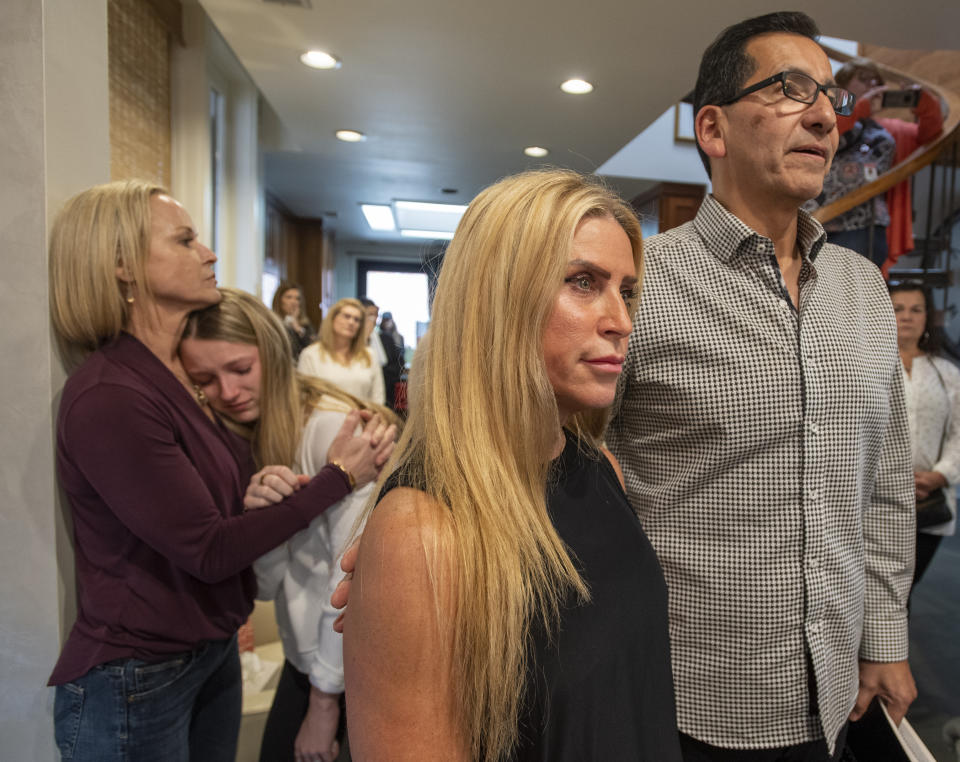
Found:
[806,421,820,435]
[807,557,820,570]
[809,620,822,634]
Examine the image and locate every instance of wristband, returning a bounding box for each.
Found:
[329,460,356,490]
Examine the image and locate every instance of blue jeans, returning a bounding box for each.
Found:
[53,634,241,761]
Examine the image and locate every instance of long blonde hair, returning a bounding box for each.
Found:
[316,297,371,366]
[49,180,164,364]
[183,288,397,468]
[380,169,643,760]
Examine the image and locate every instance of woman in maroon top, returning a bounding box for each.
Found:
[47,180,395,762]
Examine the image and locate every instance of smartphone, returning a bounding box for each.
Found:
[881,89,920,109]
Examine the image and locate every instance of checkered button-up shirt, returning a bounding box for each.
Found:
[607,195,914,753]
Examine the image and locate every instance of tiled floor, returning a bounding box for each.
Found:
[907,530,960,761]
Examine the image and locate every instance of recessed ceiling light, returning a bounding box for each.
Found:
[560,78,594,95]
[361,204,396,231]
[300,50,341,70]
[524,146,549,157]
[395,201,469,214]
[393,201,467,238]
[400,229,455,240]
[336,129,366,143]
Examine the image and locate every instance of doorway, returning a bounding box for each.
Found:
[357,260,430,363]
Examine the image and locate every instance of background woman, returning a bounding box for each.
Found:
[378,311,406,410]
[47,181,393,762]
[181,288,401,762]
[271,281,316,360]
[298,298,385,404]
[343,170,681,761]
[890,281,960,586]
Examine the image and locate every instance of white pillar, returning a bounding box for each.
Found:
[0,0,110,758]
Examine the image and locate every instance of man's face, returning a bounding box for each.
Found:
[718,33,839,207]
[364,304,379,338]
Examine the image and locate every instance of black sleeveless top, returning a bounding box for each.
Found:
[380,432,681,760]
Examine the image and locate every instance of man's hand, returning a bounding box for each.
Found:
[331,539,359,634]
[850,660,917,726]
[293,687,341,762]
[914,469,947,500]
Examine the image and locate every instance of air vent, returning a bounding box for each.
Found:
[262,0,312,8]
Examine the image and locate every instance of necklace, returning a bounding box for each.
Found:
[193,384,208,406]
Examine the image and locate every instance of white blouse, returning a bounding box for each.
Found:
[253,401,372,693]
[297,343,385,405]
[902,354,960,535]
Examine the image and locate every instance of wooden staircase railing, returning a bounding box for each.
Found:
[812,44,960,227]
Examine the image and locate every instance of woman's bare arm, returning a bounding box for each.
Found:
[343,487,469,761]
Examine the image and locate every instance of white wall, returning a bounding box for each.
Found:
[597,104,711,186]
[172,0,263,295]
[0,0,111,758]
[0,4,264,757]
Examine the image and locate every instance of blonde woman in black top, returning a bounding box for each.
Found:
[342,170,681,761]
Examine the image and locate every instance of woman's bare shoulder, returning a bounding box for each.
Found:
[345,488,467,760]
[348,485,457,637]
[361,486,453,560]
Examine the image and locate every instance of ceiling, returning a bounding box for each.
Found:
[199,0,960,246]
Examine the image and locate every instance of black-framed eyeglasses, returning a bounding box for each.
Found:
[719,71,856,116]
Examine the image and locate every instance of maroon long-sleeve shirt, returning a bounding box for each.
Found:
[49,333,350,685]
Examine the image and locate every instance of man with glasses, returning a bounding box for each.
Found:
[608,11,916,761]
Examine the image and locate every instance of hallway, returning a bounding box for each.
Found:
[907,530,960,760]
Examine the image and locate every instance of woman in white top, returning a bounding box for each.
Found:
[298,298,386,404]
[890,282,960,586]
[181,289,400,762]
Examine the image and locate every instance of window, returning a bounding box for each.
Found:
[358,260,430,359]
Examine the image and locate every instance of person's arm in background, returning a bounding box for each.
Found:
[917,360,960,498]
[873,88,943,152]
[913,89,943,146]
[836,94,875,136]
[288,407,376,762]
[369,357,386,405]
[839,84,942,148]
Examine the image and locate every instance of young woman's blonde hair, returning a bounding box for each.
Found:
[315,297,372,366]
[49,180,164,362]
[380,169,643,761]
[183,288,397,468]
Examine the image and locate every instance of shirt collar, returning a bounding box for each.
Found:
[693,194,827,264]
